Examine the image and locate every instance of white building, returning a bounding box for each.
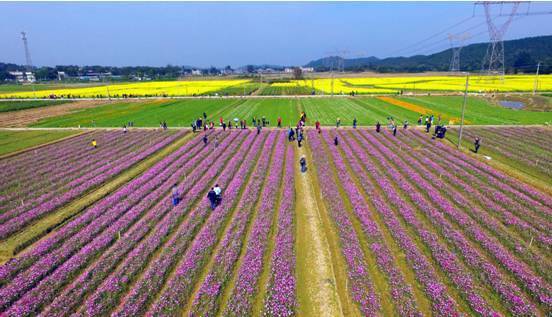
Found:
[8,71,35,83]
[284,67,314,73]
[191,69,202,76]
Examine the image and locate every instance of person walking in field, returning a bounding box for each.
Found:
[277,117,282,128]
[228,120,233,130]
[203,112,207,120]
[393,125,397,136]
[297,132,303,147]
[123,125,128,134]
[171,183,180,206]
[222,122,226,131]
[220,117,224,126]
[288,127,295,141]
[403,120,409,129]
[213,184,222,205]
[203,134,208,145]
[334,135,339,146]
[426,120,431,133]
[474,137,481,153]
[315,120,321,133]
[336,117,341,128]
[300,156,307,173]
[257,124,262,135]
[353,117,357,129]
[207,188,217,210]
[376,121,381,133]
[91,139,97,149]
[417,115,423,125]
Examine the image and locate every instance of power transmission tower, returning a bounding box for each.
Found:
[21,32,33,73]
[476,1,522,79]
[20,32,36,97]
[448,33,470,73]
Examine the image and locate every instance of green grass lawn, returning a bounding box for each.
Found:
[402,96,552,125]
[0,130,79,156]
[29,96,552,127]
[0,100,69,113]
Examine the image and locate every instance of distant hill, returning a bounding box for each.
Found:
[306,35,552,74]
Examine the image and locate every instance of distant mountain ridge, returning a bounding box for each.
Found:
[305,35,552,74]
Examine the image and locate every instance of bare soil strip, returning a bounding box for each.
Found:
[295,146,345,317]
[0,100,113,127]
[0,132,193,265]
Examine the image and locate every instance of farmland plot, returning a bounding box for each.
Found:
[447,126,552,184]
[0,130,184,241]
[0,127,549,316]
[0,130,298,316]
[308,128,551,316]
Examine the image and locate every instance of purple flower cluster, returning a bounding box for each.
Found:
[0,130,184,240]
[262,143,297,317]
[354,129,551,312]
[146,131,276,315]
[219,133,286,316]
[375,131,541,315]
[36,130,239,316]
[308,131,380,316]
[110,131,262,317]
[393,130,550,272]
[318,129,421,316]
[0,130,230,316]
[79,130,247,316]
[0,130,205,289]
[330,131,459,316]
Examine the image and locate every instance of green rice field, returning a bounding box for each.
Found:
[28,96,552,128]
[0,130,80,155]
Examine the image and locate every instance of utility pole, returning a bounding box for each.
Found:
[457,73,470,148]
[533,62,540,95]
[331,71,334,97]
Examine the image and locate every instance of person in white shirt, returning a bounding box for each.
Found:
[213,184,222,205]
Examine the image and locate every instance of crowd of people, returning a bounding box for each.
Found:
[95,109,484,212]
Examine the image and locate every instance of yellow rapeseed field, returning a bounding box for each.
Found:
[0,80,251,98]
[341,74,552,93]
[1,75,550,98]
[274,74,552,94]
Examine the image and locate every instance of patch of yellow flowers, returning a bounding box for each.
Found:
[0,80,251,98]
[1,74,550,98]
[274,74,552,94]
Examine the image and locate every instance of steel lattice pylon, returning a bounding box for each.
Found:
[448,33,470,72]
[21,32,33,72]
[478,1,521,78]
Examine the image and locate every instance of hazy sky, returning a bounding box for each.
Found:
[1,1,551,67]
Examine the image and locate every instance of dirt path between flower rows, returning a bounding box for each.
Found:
[295,146,344,317]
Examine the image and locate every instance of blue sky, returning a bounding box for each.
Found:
[1,1,551,67]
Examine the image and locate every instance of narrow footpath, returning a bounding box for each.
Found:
[295,146,344,317]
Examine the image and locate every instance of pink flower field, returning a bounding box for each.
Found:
[0,127,550,316]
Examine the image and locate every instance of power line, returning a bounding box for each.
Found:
[388,15,475,56]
